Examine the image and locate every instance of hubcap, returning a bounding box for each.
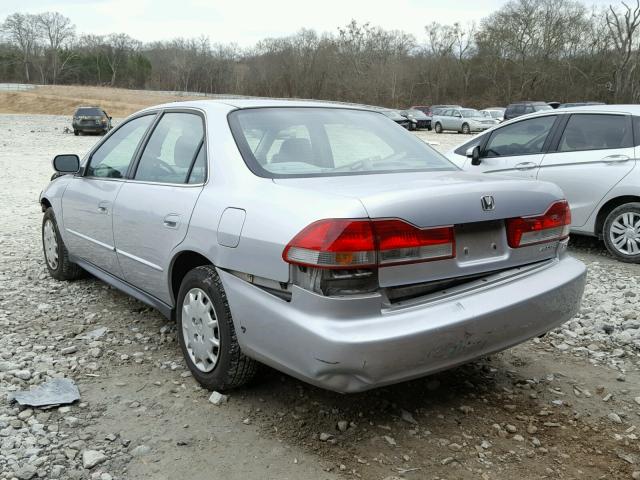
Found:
[43,219,59,269]
[610,212,640,255]
[181,288,220,372]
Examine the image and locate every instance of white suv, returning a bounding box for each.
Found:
[447,105,640,262]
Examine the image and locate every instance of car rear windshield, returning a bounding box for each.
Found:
[75,108,103,116]
[228,108,457,178]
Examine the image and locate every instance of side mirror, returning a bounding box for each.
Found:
[53,154,80,174]
[466,146,481,165]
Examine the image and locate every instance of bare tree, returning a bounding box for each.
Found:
[36,11,75,83]
[606,0,640,102]
[1,13,38,82]
[104,33,139,86]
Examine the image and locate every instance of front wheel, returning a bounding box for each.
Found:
[177,265,258,391]
[73,129,79,136]
[434,122,443,134]
[42,208,83,280]
[461,123,471,134]
[603,203,640,263]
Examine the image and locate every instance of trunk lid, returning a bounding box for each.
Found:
[275,171,565,288]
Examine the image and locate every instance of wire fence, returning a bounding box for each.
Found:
[0,83,38,91]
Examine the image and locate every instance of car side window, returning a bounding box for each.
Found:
[134,112,205,183]
[86,114,154,179]
[558,114,632,152]
[484,116,556,157]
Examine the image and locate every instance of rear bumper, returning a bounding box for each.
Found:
[220,256,586,393]
[73,123,107,132]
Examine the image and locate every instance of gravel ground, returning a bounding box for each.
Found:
[1,114,640,480]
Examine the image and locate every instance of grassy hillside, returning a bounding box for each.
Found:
[0,85,191,117]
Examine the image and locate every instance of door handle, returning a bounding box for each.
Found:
[602,154,630,163]
[163,214,180,229]
[97,201,109,214]
[515,161,537,170]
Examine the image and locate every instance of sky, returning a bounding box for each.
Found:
[0,0,616,47]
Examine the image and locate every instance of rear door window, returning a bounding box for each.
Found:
[134,112,205,183]
[558,114,632,152]
[484,116,556,157]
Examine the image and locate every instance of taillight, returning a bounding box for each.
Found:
[283,219,376,268]
[282,218,455,269]
[374,220,454,265]
[506,200,571,248]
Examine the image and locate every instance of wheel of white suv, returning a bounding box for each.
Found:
[176,265,257,391]
[434,122,443,134]
[603,202,640,263]
[461,123,470,134]
[42,208,84,280]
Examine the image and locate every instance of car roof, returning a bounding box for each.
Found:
[139,98,378,114]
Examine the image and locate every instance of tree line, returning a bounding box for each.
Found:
[1,0,640,108]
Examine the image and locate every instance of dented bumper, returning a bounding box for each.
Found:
[219,256,586,393]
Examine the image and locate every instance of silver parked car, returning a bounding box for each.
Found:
[448,105,640,262]
[40,99,586,393]
[433,108,499,134]
[480,108,506,122]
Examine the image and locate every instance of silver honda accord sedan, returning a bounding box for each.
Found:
[40,99,587,393]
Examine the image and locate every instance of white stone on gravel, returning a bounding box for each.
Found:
[82,450,108,469]
[208,391,228,405]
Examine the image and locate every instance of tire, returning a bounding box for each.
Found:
[73,129,79,136]
[434,122,443,134]
[42,208,84,280]
[603,202,640,263]
[177,265,258,391]
[461,123,471,134]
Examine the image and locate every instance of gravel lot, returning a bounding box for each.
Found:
[1,114,640,480]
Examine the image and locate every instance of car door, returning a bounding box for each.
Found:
[537,113,636,227]
[441,110,454,130]
[468,114,559,178]
[61,114,156,276]
[452,110,464,131]
[112,110,207,303]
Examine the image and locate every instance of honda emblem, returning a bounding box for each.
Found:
[481,195,495,211]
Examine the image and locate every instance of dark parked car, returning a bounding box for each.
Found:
[503,101,553,121]
[401,109,432,130]
[410,105,432,116]
[72,107,112,136]
[380,109,415,130]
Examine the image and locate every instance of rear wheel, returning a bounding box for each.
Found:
[603,203,640,263]
[73,129,79,136]
[461,123,471,134]
[177,265,257,391]
[434,122,443,134]
[42,208,83,280]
